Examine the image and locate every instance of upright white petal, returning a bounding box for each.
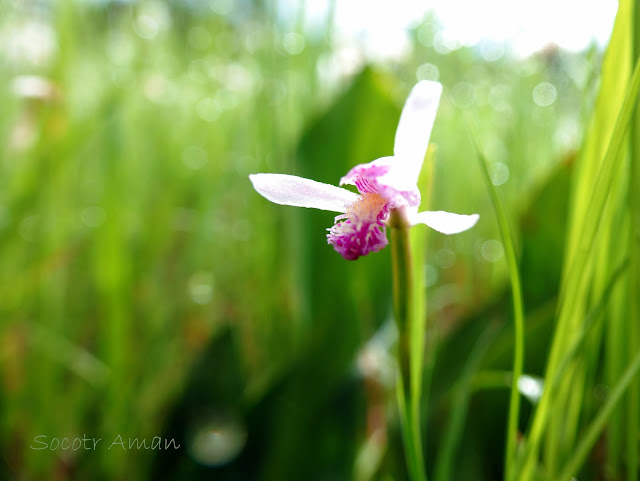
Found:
[393,80,443,182]
[249,173,359,213]
[410,210,479,234]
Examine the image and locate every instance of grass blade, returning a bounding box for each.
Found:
[557,348,640,481]
[468,121,525,481]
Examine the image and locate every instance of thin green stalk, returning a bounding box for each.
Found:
[396,377,419,481]
[433,325,497,481]
[469,123,525,481]
[390,207,427,481]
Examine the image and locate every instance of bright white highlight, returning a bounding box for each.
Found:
[518,375,544,404]
[277,0,617,59]
[411,211,480,235]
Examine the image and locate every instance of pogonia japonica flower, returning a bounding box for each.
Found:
[250,80,479,260]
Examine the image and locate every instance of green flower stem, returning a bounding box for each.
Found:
[390,207,427,481]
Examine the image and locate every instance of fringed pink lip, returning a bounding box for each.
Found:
[327,193,389,260]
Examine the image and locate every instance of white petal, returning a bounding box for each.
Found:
[393,80,442,181]
[249,173,359,213]
[410,210,479,234]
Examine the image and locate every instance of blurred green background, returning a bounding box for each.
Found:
[0,0,631,480]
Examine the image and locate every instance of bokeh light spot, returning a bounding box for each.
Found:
[532,82,557,106]
[481,239,504,262]
[143,74,174,104]
[135,15,160,40]
[134,2,171,40]
[188,272,214,305]
[188,414,247,467]
[432,31,451,55]
[282,32,305,55]
[490,162,510,186]
[518,375,544,404]
[424,264,439,287]
[2,20,57,67]
[416,63,439,81]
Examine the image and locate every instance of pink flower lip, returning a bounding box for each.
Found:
[327,192,390,260]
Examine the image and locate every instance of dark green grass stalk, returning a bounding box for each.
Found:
[433,324,497,481]
[469,122,525,481]
[557,348,640,480]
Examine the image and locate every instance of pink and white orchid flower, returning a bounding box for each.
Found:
[250,80,479,260]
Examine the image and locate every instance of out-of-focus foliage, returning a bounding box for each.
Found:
[2,0,634,480]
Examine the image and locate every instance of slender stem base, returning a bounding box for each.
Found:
[390,207,427,481]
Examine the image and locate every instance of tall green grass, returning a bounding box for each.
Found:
[514,0,640,479]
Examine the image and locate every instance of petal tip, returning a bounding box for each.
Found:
[411,211,480,235]
[248,172,265,185]
[414,80,443,96]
